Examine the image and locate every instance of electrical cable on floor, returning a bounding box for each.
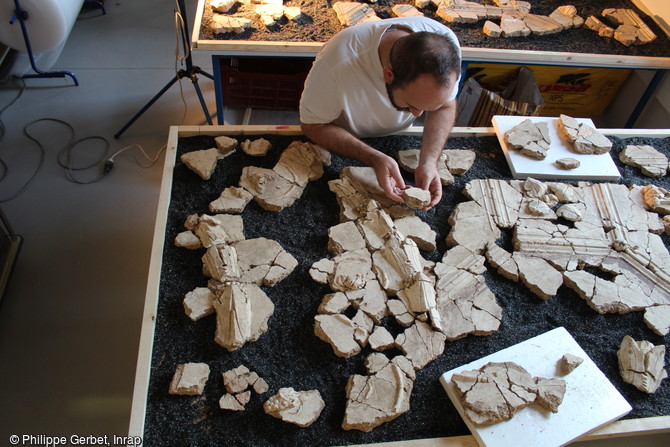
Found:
[0,3,185,202]
[0,114,167,202]
[25,118,110,186]
[0,79,26,184]
[174,0,190,125]
[107,143,167,170]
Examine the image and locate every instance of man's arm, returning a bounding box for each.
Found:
[414,97,457,209]
[301,122,407,202]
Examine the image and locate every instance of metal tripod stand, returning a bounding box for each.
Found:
[114,0,213,139]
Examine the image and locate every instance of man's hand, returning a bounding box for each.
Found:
[414,162,442,210]
[370,152,407,203]
[300,122,409,203]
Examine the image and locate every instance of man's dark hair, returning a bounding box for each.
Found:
[389,31,461,89]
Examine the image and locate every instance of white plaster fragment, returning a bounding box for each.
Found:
[447,201,501,253]
[175,230,202,250]
[451,361,565,425]
[180,148,220,180]
[513,253,563,300]
[219,393,245,411]
[332,2,380,26]
[392,4,423,18]
[395,320,446,370]
[314,314,361,358]
[369,325,395,351]
[642,185,670,215]
[643,304,670,336]
[328,221,366,255]
[264,387,325,427]
[183,287,215,321]
[483,20,502,37]
[393,215,437,251]
[209,186,253,213]
[284,6,302,21]
[214,135,238,156]
[585,15,615,38]
[555,158,581,170]
[222,365,252,394]
[342,363,413,432]
[434,261,502,341]
[169,363,210,395]
[485,242,519,281]
[558,353,584,375]
[365,352,390,374]
[403,187,431,209]
[211,0,237,13]
[556,203,583,222]
[194,214,245,248]
[505,119,551,159]
[210,14,253,33]
[213,282,274,351]
[618,336,667,393]
[558,114,612,154]
[318,292,350,314]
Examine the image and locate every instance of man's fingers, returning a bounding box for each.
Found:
[379,176,404,202]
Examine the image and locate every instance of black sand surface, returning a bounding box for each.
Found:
[142,132,670,446]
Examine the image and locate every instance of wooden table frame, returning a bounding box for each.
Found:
[129,124,670,446]
[191,0,670,68]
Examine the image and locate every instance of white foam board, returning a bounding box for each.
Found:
[492,115,621,180]
[440,327,631,447]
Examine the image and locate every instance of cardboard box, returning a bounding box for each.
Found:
[465,64,631,117]
[456,67,545,127]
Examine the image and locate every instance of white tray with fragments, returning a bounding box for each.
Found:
[492,115,621,181]
[440,327,631,447]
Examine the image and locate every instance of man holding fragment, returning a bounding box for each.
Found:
[300,16,462,209]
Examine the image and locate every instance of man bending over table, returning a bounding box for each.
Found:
[299,16,462,210]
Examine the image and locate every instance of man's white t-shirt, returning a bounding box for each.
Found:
[299,17,461,138]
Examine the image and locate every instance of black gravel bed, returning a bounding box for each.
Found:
[196,0,670,59]
[142,132,670,446]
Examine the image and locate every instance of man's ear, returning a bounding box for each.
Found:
[383,65,394,84]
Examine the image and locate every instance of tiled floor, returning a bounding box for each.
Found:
[0,1,667,445]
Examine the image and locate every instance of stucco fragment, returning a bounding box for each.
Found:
[213,282,274,351]
[342,362,413,432]
[264,388,325,427]
[180,148,220,180]
[618,336,667,393]
[555,157,581,170]
[504,119,551,159]
[209,186,253,213]
[393,215,437,251]
[183,287,215,321]
[451,361,565,426]
[620,145,668,177]
[175,230,202,250]
[558,114,612,154]
[169,363,210,396]
[395,320,446,370]
[403,187,431,209]
[558,353,584,375]
[314,314,362,358]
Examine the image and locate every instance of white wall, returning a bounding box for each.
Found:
[597,69,670,129]
[633,0,670,35]
[595,1,670,129]
[636,70,670,128]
